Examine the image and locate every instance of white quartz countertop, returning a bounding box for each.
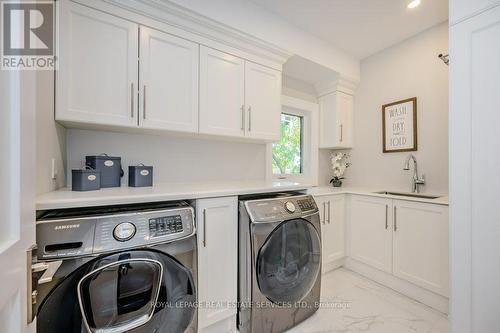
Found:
[36,180,312,210]
[307,186,449,205]
[37,182,448,211]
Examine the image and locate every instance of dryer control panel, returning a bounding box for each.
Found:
[244,195,318,223]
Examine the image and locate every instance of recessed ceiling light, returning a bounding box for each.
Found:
[407,0,421,9]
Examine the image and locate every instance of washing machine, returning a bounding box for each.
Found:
[33,201,197,333]
[238,192,321,333]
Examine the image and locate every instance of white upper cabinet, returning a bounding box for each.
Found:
[139,26,199,132]
[57,2,139,127]
[392,200,449,297]
[199,46,282,141]
[350,195,393,273]
[244,61,282,141]
[56,2,284,141]
[318,91,354,149]
[199,46,246,138]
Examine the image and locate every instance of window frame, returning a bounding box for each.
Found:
[266,95,319,185]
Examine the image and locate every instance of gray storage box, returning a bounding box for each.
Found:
[128,165,153,187]
[72,169,101,191]
[85,154,123,188]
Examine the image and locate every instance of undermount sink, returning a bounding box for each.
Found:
[374,191,442,199]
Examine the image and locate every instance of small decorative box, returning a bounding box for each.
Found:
[128,164,153,187]
[72,168,101,191]
[85,154,123,188]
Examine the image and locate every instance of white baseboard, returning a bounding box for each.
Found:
[323,257,345,274]
[344,258,449,314]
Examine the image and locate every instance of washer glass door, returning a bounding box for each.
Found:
[256,219,321,304]
[78,258,162,333]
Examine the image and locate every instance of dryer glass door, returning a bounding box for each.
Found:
[256,219,321,304]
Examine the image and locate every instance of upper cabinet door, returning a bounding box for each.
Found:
[139,27,199,133]
[244,62,282,141]
[56,2,139,127]
[337,92,354,147]
[199,46,245,138]
[318,91,354,149]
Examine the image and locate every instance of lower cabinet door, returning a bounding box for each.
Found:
[350,195,393,273]
[392,200,449,296]
[322,195,345,267]
[196,196,238,331]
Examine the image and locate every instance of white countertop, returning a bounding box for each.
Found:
[36,180,312,210]
[37,181,448,210]
[307,186,449,205]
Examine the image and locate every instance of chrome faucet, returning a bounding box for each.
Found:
[403,154,425,193]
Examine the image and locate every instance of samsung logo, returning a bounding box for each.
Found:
[54,224,80,230]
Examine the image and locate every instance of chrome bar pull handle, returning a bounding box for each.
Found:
[130,83,134,118]
[241,105,245,131]
[340,124,343,142]
[327,201,331,224]
[385,204,388,229]
[143,85,147,120]
[248,106,252,131]
[203,209,207,247]
[393,206,397,232]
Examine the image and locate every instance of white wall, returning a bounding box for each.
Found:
[36,71,66,194]
[66,130,267,185]
[282,75,318,103]
[169,0,360,80]
[342,23,449,194]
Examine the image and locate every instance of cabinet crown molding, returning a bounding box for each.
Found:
[94,0,293,67]
[315,75,359,97]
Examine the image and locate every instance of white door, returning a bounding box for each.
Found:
[139,26,199,132]
[196,197,238,331]
[450,6,500,332]
[322,195,346,265]
[56,2,139,127]
[0,70,36,331]
[199,46,245,138]
[392,201,449,296]
[244,61,281,141]
[350,195,393,273]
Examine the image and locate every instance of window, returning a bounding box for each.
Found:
[272,113,304,175]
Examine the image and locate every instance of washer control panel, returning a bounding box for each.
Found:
[245,195,318,223]
[36,205,195,259]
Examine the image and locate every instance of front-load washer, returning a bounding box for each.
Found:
[238,193,321,333]
[33,201,197,333]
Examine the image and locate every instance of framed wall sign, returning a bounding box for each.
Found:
[382,97,417,153]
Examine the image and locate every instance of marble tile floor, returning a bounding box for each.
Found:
[286,268,449,333]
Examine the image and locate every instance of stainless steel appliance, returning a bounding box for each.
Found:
[33,201,197,333]
[238,192,321,333]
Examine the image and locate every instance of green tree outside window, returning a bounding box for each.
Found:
[272,113,303,175]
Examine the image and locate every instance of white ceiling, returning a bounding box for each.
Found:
[249,0,448,59]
